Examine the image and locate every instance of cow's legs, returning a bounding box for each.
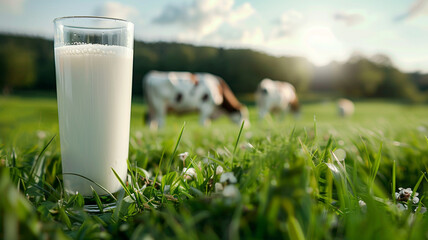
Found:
[279,107,289,120]
[154,106,166,129]
[148,97,167,129]
[199,104,214,126]
[258,108,269,120]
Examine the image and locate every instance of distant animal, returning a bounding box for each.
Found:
[143,71,249,129]
[337,98,354,117]
[255,78,300,119]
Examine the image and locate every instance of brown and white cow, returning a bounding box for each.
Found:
[255,78,300,119]
[143,71,249,129]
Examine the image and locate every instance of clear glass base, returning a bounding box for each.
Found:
[81,192,119,213]
[83,202,117,213]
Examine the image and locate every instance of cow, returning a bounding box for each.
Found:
[337,98,354,117]
[255,78,300,120]
[143,71,249,129]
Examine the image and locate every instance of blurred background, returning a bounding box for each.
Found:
[0,0,427,102]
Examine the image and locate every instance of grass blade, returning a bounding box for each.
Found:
[166,123,186,174]
[91,186,104,213]
[392,159,396,204]
[29,135,56,182]
[370,143,382,189]
[233,120,245,155]
[111,168,134,201]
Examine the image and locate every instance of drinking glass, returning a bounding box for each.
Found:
[54,16,134,198]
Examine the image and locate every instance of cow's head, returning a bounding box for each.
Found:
[229,106,250,127]
[216,77,251,127]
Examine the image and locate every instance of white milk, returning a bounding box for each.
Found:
[55,44,133,196]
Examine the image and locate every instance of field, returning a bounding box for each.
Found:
[1,96,428,239]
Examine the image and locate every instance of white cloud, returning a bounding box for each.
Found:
[240,27,264,45]
[228,3,255,24]
[95,2,138,21]
[395,0,428,21]
[272,10,304,38]
[334,11,364,26]
[0,0,25,14]
[152,0,255,39]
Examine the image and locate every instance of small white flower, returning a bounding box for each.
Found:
[179,152,189,166]
[182,167,197,180]
[417,207,427,214]
[215,183,223,193]
[220,172,237,184]
[135,131,143,139]
[179,152,189,161]
[216,166,224,175]
[37,130,47,140]
[359,199,367,212]
[397,203,408,211]
[223,185,240,199]
[396,187,419,204]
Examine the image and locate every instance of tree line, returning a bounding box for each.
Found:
[0,33,427,102]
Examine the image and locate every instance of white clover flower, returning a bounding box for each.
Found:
[37,130,47,140]
[215,182,224,193]
[396,187,419,204]
[412,192,419,204]
[220,172,237,184]
[182,167,197,180]
[223,185,240,199]
[179,152,189,161]
[416,207,427,214]
[216,165,224,175]
[359,200,367,212]
[179,152,189,166]
[397,203,408,211]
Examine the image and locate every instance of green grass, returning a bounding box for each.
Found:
[1,96,428,239]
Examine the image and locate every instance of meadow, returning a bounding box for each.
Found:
[1,96,428,239]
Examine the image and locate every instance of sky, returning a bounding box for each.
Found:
[0,0,427,73]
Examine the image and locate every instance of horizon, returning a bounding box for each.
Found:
[0,0,427,73]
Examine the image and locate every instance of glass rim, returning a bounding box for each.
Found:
[54,16,133,29]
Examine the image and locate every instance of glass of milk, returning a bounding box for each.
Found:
[54,16,134,198]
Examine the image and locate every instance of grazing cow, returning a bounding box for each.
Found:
[143,71,249,129]
[255,78,300,119]
[337,98,354,117]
